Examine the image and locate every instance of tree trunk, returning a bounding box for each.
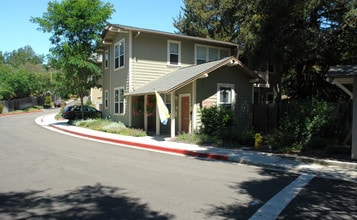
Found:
[79,93,84,120]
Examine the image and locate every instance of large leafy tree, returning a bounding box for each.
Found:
[31,0,114,117]
[238,0,357,100]
[0,46,51,100]
[174,0,357,101]
[4,45,44,68]
[174,0,240,42]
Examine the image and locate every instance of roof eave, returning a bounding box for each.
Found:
[107,24,240,48]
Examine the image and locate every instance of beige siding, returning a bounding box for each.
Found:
[130,32,233,91]
[132,32,178,90]
[196,66,253,130]
[90,87,102,110]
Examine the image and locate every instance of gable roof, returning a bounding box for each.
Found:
[102,24,239,48]
[126,56,261,96]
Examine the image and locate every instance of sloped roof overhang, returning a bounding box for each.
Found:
[102,24,239,48]
[125,56,262,96]
[326,65,357,84]
[326,65,357,99]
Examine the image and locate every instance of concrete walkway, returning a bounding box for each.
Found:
[36,113,357,183]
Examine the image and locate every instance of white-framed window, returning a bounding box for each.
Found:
[114,39,125,69]
[114,87,124,114]
[217,83,235,109]
[209,48,218,61]
[196,46,206,64]
[104,50,109,69]
[220,49,229,59]
[104,90,108,108]
[167,40,181,66]
[195,44,230,64]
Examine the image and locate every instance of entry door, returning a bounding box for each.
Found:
[181,96,190,133]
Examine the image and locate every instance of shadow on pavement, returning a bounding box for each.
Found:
[0,184,174,219]
[204,169,299,219]
[278,177,357,219]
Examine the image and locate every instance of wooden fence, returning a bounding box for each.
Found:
[252,102,353,140]
[0,97,45,113]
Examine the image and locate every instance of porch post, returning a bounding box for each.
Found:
[352,77,357,160]
[128,96,132,127]
[170,92,176,138]
[144,94,148,131]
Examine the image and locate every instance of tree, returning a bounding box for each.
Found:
[174,0,240,42]
[4,45,44,68]
[31,0,114,118]
[0,47,51,100]
[174,0,357,101]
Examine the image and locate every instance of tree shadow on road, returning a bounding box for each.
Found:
[277,177,357,219]
[0,183,174,219]
[204,169,299,219]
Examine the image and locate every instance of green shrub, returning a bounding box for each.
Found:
[304,136,329,151]
[85,99,93,106]
[175,133,221,146]
[74,119,147,137]
[44,95,52,108]
[0,103,3,114]
[221,127,255,146]
[239,128,256,146]
[270,99,338,153]
[200,106,235,137]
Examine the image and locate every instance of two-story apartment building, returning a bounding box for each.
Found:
[100,24,262,137]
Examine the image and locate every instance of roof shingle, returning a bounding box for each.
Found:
[126,56,260,96]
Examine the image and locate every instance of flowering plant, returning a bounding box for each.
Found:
[133,96,144,116]
[254,133,263,148]
[132,95,156,117]
[146,95,155,116]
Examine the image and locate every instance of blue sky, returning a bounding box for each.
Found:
[0,0,184,56]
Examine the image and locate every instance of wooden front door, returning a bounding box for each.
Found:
[181,95,190,133]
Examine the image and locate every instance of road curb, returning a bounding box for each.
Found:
[50,124,228,161]
[0,109,43,117]
[276,154,357,169]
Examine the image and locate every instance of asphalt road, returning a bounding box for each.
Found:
[0,110,356,219]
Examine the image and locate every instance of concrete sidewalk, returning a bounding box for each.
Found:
[36,113,357,182]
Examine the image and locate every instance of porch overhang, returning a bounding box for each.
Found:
[125,56,263,96]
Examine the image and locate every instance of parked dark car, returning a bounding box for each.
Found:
[54,100,66,107]
[62,105,102,120]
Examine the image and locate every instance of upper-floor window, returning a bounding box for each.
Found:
[167,40,181,66]
[114,39,125,69]
[217,83,235,110]
[195,45,230,64]
[114,87,125,114]
[209,48,218,61]
[196,46,206,65]
[104,50,109,69]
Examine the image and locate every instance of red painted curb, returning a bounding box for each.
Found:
[50,124,228,161]
[0,109,43,117]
